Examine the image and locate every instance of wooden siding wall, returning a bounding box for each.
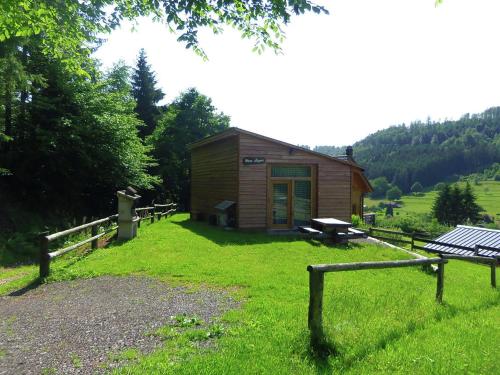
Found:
[191,136,238,220]
[352,172,365,216]
[352,190,362,215]
[238,133,352,229]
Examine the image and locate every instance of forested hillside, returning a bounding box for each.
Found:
[315,108,500,193]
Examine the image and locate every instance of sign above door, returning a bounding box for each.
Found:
[242,157,266,165]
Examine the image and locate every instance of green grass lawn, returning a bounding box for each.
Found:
[365,180,500,219]
[1,214,499,374]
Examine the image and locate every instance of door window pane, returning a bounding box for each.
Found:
[272,183,289,225]
[293,180,311,226]
[271,166,311,178]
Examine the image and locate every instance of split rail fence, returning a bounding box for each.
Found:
[39,202,177,278]
[307,257,447,348]
[135,203,177,227]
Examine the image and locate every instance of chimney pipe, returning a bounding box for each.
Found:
[346,146,353,157]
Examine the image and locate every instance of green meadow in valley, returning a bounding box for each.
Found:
[365,180,500,219]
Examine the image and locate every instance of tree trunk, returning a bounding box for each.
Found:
[4,83,12,137]
[18,46,28,141]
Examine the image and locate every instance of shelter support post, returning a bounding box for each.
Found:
[436,261,444,303]
[491,262,496,288]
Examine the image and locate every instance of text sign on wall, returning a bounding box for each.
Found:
[242,157,266,165]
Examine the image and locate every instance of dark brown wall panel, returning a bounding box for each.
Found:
[191,136,238,219]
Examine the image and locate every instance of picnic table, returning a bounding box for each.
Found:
[311,218,352,243]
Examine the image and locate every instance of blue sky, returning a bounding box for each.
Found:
[94,0,500,147]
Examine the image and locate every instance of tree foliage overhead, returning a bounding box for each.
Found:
[315,107,500,193]
[132,49,164,139]
[0,0,329,68]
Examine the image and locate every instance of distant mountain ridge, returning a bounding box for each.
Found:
[314,107,500,193]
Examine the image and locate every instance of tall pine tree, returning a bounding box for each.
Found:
[462,182,482,223]
[149,88,230,208]
[432,184,451,225]
[131,49,164,139]
[432,183,483,226]
[2,47,158,217]
[449,185,463,225]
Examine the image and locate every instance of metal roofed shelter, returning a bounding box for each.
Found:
[424,225,500,257]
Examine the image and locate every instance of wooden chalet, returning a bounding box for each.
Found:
[189,128,372,230]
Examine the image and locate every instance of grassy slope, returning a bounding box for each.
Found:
[1,214,499,374]
[365,180,500,218]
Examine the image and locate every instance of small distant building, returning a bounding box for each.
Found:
[189,128,372,230]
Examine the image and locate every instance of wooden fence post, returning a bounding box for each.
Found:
[491,260,497,288]
[368,227,373,237]
[151,207,155,223]
[39,233,50,278]
[308,270,325,347]
[436,259,444,303]
[91,224,98,250]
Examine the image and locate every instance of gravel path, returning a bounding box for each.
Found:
[0,276,236,374]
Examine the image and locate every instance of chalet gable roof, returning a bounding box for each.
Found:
[190,127,355,168]
[189,127,373,192]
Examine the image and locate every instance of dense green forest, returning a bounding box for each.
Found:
[315,108,500,193]
[0,46,228,219]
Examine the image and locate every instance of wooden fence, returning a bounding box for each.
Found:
[39,202,177,278]
[153,203,177,221]
[133,203,177,227]
[306,257,447,348]
[439,254,497,288]
[367,227,429,248]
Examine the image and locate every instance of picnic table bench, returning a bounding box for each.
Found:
[299,218,366,243]
[312,218,352,243]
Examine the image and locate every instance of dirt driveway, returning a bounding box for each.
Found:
[0,276,235,374]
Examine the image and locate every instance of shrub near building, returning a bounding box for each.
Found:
[386,186,403,201]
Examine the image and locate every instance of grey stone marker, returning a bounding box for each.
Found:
[117,187,141,240]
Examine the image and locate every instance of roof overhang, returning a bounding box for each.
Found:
[189,127,365,171]
[353,169,373,193]
[188,128,240,150]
